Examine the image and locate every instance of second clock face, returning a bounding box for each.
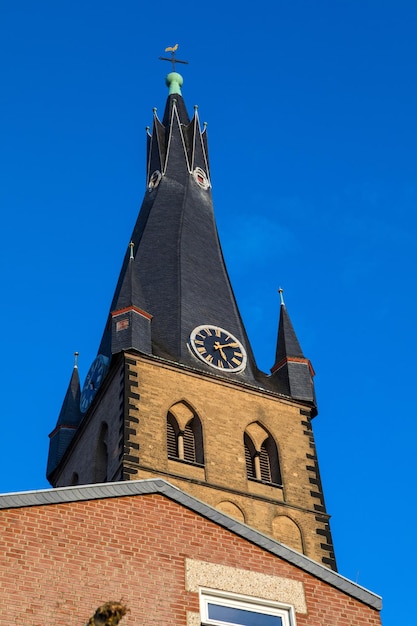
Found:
[189,325,247,372]
[80,354,110,414]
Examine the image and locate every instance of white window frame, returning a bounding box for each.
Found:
[199,588,296,626]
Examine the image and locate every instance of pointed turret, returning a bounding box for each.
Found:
[271,290,317,413]
[47,354,82,478]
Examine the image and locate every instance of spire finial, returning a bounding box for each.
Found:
[159,45,188,96]
[74,351,79,368]
[278,287,285,306]
[129,241,135,260]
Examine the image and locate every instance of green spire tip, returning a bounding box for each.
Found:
[166,72,183,96]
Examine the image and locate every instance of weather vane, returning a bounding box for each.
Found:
[159,44,189,71]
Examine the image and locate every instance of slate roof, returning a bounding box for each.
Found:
[98,85,260,386]
[269,301,317,410]
[0,478,382,611]
[274,302,306,364]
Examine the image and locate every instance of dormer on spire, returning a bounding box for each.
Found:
[99,243,153,357]
[47,354,82,480]
[271,290,317,412]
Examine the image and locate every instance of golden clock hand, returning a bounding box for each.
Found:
[213,342,227,360]
[214,342,239,349]
[214,343,226,358]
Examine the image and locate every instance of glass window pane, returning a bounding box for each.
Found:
[208,603,283,626]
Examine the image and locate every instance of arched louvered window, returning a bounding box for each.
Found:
[244,425,282,487]
[167,407,204,466]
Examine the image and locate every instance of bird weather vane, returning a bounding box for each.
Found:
[159,44,189,71]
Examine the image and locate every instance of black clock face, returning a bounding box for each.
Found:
[189,325,247,372]
[80,354,110,413]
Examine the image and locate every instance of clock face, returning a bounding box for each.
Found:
[189,325,247,373]
[148,169,162,191]
[80,354,110,414]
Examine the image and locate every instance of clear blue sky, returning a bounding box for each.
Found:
[1,2,416,625]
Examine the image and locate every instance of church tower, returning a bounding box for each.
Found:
[47,68,337,571]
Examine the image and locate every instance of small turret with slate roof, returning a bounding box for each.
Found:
[271,289,317,414]
[47,353,82,479]
[98,242,152,357]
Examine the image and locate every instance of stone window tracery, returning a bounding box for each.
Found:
[167,402,204,466]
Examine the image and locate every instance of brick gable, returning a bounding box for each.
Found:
[0,491,381,625]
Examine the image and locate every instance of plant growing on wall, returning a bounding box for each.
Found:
[87,601,128,626]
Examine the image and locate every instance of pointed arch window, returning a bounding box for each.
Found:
[167,403,204,466]
[244,424,282,487]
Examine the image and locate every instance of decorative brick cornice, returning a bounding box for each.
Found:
[111,305,153,320]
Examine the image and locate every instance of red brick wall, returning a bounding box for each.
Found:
[0,494,380,625]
